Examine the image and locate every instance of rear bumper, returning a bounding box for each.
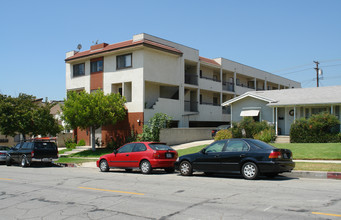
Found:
[31,158,58,163]
[258,161,295,173]
[149,159,176,168]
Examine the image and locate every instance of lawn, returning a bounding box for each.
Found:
[272,143,341,160]
[67,148,114,158]
[56,158,97,163]
[295,162,341,172]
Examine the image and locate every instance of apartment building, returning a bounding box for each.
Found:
[65,33,301,145]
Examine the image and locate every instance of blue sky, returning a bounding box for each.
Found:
[1,0,340,100]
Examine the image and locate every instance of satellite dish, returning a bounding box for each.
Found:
[318,69,323,76]
[77,44,82,51]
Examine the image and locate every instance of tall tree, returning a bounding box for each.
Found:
[62,90,126,151]
[0,93,62,140]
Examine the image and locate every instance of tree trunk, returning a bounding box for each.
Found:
[22,133,26,142]
[91,126,96,151]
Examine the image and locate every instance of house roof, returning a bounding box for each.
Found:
[222,85,341,107]
[65,39,183,62]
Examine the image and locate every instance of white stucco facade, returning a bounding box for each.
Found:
[65,33,301,128]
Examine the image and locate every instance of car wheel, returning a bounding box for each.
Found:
[6,156,11,166]
[125,169,133,172]
[179,161,193,176]
[164,167,175,173]
[241,162,258,180]
[21,155,28,168]
[99,160,109,172]
[140,160,152,174]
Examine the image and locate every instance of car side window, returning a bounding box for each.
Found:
[22,143,32,149]
[132,143,147,152]
[205,140,226,153]
[14,143,22,149]
[225,140,249,152]
[117,144,135,153]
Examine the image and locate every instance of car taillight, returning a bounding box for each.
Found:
[0,152,5,155]
[269,151,282,159]
[211,130,215,133]
[153,151,160,158]
[31,151,34,157]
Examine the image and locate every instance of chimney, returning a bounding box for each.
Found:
[90,43,108,51]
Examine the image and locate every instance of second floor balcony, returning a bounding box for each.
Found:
[184,101,198,112]
[222,81,234,92]
[185,74,198,86]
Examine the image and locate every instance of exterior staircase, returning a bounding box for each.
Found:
[59,145,91,157]
[275,136,290,144]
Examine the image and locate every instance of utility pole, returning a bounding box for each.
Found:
[314,61,320,87]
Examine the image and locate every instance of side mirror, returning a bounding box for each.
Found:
[113,149,118,154]
[201,148,206,154]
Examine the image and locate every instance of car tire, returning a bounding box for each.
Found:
[179,161,193,176]
[164,167,175,173]
[21,155,28,168]
[6,156,11,166]
[99,159,109,172]
[140,160,152,174]
[241,162,258,180]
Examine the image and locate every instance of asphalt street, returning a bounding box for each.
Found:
[0,165,340,220]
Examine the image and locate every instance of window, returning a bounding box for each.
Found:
[225,140,249,152]
[117,54,132,69]
[90,60,103,73]
[73,63,85,77]
[205,140,226,153]
[117,143,135,153]
[133,143,147,152]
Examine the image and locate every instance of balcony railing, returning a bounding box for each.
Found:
[222,81,234,92]
[200,102,220,106]
[222,106,231,114]
[236,82,254,89]
[200,75,221,82]
[184,101,198,112]
[185,74,198,85]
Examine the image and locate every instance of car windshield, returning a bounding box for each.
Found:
[248,139,276,150]
[217,125,230,129]
[0,146,9,150]
[149,144,172,150]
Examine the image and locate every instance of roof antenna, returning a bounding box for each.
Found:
[92,40,99,45]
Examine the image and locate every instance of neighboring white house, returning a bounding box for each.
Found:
[65,33,300,145]
[222,86,341,135]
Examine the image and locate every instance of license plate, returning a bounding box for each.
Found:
[42,158,52,162]
[165,153,173,158]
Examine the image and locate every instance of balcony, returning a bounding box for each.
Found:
[200,75,221,82]
[184,101,198,112]
[200,101,220,106]
[236,82,254,89]
[222,81,234,92]
[185,74,198,85]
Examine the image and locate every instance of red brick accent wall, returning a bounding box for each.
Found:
[101,112,144,146]
[75,127,90,146]
[90,57,103,91]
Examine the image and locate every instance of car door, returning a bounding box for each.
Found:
[129,143,147,167]
[10,143,23,163]
[192,140,227,172]
[220,140,250,172]
[111,143,135,168]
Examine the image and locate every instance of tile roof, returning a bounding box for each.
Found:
[199,56,220,66]
[65,39,183,62]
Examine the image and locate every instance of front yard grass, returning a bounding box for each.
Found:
[272,143,341,160]
[56,158,97,164]
[295,162,341,172]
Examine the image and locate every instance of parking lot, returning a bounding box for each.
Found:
[0,165,340,219]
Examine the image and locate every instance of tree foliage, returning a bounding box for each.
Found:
[61,90,126,151]
[138,113,172,142]
[0,93,62,140]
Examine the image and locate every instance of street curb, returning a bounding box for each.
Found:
[54,163,79,168]
[284,171,341,180]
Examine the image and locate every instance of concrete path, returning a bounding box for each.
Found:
[171,139,214,150]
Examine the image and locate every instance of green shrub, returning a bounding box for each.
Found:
[254,128,276,143]
[65,138,77,149]
[77,139,86,146]
[231,117,273,139]
[214,129,233,141]
[290,112,340,143]
[138,113,172,142]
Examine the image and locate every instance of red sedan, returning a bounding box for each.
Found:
[96,142,178,174]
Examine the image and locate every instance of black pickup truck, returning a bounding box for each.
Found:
[6,140,58,167]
